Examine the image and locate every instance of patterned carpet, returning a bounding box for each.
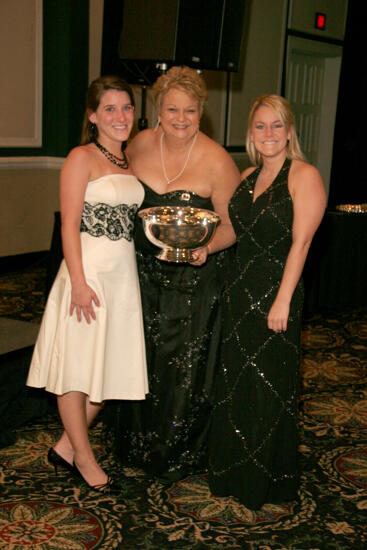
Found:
[0,264,366,549]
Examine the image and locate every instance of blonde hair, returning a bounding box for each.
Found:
[153,66,208,117]
[246,94,305,166]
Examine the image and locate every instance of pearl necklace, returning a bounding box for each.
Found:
[93,139,129,170]
[160,131,198,184]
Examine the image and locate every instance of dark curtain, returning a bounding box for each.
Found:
[328,2,367,206]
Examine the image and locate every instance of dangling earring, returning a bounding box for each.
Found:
[154,118,160,132]
[90,122,98,139]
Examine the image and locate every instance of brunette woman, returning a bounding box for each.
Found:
[27,76,148,492]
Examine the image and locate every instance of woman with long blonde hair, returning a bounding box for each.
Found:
[209,94,326,509]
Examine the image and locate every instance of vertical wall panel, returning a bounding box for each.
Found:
[0,0,42,147]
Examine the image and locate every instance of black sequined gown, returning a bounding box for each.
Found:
[105,183,228,482]
[209,159,302,509]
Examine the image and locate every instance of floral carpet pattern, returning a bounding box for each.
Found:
[0,266,366,549]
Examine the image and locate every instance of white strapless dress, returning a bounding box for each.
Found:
[27,174,148,403]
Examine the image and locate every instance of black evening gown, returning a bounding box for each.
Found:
[209,158,302,509]
[104,183,229,483]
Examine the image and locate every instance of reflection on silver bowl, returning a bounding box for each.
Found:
[138,206,221,263]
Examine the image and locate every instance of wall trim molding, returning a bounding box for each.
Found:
[0,157,65,170]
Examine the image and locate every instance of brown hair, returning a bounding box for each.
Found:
[80,75,135,145]
[152,66,208,117]
[246,94,305,165]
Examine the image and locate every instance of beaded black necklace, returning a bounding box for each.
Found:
[93,139,129,170]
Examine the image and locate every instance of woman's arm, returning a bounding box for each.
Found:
[267,162,326,332]
[191,148,240,264]
[60,147,100,323]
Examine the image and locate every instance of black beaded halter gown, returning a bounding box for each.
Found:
[209,158,302,509]
[104,182,229,482]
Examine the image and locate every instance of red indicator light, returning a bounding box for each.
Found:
[315,12,326,30]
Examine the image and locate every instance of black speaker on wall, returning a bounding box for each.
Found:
[118,0,246,73]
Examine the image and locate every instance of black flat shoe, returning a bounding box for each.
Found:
[47,447,78,476]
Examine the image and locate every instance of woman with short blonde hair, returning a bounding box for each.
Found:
[152,65,208,116]
[104,66,240,483]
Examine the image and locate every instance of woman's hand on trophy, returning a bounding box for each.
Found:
[190,245,210,266]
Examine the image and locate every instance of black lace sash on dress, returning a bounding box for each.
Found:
[80,201,139,241]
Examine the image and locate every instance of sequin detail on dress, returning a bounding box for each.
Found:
[104,184,230,482]
[209,158,302,509]
[80,201,139,241]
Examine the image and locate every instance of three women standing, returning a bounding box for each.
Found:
[209,94,326,509]
[27,76,148,492]
[28,66,324,509]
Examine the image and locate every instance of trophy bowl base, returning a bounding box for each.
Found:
[156,247,194,263]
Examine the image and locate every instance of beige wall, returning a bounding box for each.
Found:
[0,163,60,257]
[228,0,288,146]
[0,0,42,147]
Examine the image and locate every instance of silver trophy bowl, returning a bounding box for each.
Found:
[138,206,221,263]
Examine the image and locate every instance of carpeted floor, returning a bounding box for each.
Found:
[0,264,366,549]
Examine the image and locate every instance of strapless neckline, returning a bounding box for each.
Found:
[138,180,210,201]
[89,173,138,184]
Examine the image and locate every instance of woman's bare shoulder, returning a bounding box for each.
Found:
[240,166,257,180]
[199,132,227,155]
[199,133,238,170]
[127,129,156,154]
[289,160,325,194]
[290,159,321,179]
[289,159,326,204]
[61,144,94,172]
[67,144,93,158]
[197,135,240,193]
